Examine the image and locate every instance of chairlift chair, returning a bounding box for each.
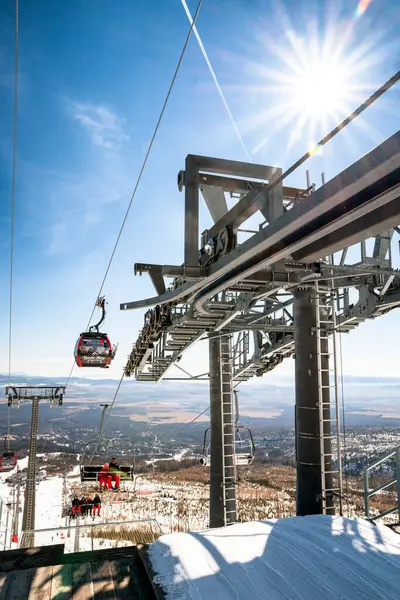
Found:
[80,464,135,483]
[79,440,134,483]
[199,390,255,467]
[199,425,255,467]
[74,296,118,368]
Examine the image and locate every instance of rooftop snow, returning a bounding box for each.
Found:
[149,515,400,600]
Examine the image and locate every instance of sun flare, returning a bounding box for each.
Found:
[235,7,386,157]
[290,58,352,120]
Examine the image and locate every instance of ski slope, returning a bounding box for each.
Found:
[149,515,400,600]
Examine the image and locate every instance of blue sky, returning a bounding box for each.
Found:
[0,0,399,382]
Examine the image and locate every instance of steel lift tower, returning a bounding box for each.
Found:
[120,130,400,527]
[5,385,65,548]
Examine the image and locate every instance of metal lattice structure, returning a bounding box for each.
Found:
[5,385,66,548]
[120,131,400,526]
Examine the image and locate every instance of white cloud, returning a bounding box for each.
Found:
[69,101,129,150]
[21,105,134,256]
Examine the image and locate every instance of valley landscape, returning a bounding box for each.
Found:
[1,373,399,477]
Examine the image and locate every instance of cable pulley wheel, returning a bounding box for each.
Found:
[216,226,235,256]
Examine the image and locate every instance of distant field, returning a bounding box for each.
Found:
[347,410,400,419]
[125,407,283,424]
[128,411,210,424]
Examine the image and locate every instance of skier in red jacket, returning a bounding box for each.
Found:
[98,463,112,490]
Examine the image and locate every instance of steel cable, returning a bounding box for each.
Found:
[85,0,204,459]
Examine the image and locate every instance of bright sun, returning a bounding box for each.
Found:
[291,59,352,119]
[240,9,380,155]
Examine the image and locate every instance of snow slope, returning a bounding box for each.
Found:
[149,515,400,600]
[35,478,63,530]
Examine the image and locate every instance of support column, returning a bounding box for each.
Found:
[184,155,199,266]
[209,335,236,528]
[294,288,334,516]
[12,476,20,545]
[21,398,39,548]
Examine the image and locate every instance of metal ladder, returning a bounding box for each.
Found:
[315,281,343,515]
[220,336,237,525]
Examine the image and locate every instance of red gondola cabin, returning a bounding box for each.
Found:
[0,451,17,472]
[74,332,114,368]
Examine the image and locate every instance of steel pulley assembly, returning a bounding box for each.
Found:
[200,225,236,265]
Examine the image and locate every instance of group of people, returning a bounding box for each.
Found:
[98,457,123,491]
[71,494,101,518]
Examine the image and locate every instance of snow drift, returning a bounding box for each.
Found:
[149,515,400,599]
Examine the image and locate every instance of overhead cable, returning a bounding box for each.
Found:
[86,0,204,457]
[179,405,210,431]
[65,0,204,391]
[268,70,400,192]
[181,0,251,161]
[7,0,19,446]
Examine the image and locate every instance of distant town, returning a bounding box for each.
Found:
[3,413,400,478]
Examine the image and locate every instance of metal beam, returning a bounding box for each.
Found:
[206,187,270,237]
[135,263,204,279]
[292,186,400,262]
[200,185,228,224]
[149,269,166,295]
[187,154,276,180]
[372,230,393,262]
[184,155,199,265]
[194,172,306,200]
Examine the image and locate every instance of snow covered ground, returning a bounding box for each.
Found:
[149,515,400,600]
[0,457,63,548]
[35,478,63,530]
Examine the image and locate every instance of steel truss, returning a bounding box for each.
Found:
[120,135,400,523]
[122,138,400,383]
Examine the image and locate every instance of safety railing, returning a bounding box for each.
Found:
[0,494,14,551]
[363,447,400,521]
[20,518,162,552]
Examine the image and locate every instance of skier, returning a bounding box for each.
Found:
[98,463,112,490]
[108,457,121,490]
[87,495,93,517]
[80,496,87,516]
[93,494,101,517]
[71,496,79,517]
[109,457,120,469]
